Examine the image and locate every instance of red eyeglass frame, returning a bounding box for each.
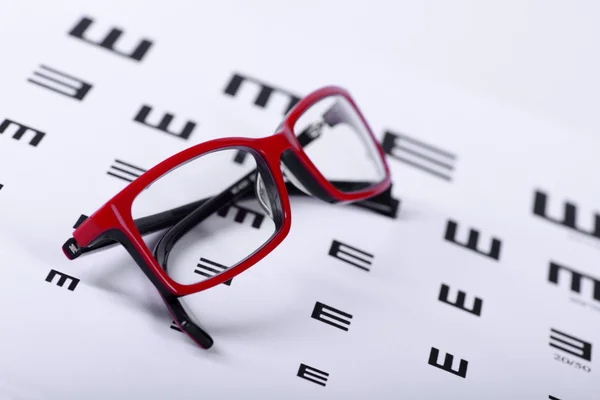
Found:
[63,85,393,349]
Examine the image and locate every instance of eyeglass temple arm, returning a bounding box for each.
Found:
[66,177,398,258]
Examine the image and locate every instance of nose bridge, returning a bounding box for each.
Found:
[255,131,293,164]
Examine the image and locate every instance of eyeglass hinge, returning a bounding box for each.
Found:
[62,237,82,260]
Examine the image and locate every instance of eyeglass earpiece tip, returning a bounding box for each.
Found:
[180,320,214,349]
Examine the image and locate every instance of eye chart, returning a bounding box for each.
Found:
[0,1,599,399]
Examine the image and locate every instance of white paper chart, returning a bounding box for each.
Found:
[0,1,599,399]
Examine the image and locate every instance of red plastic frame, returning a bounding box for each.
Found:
[71,86,391,296]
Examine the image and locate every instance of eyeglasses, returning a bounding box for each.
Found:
[61,86,395,349]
